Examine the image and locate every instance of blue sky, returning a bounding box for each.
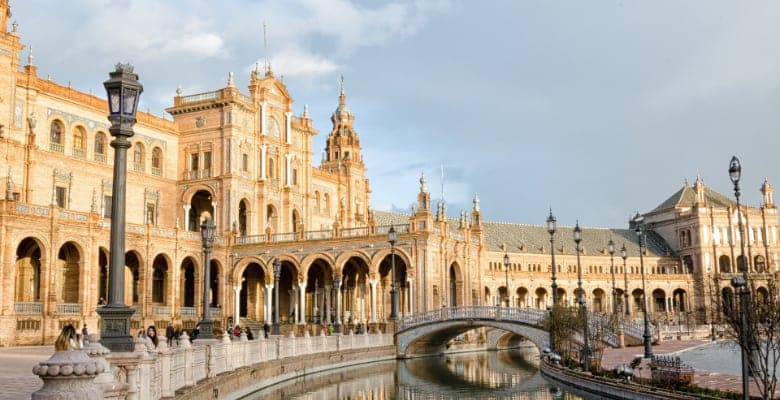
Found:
[11,1,780,228]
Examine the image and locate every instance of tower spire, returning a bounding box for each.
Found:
[263,21,272,76]
[339,74,346,105]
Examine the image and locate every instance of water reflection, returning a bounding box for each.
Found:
[242,349,584,400]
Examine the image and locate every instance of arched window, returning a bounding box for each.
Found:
[94,132,107,163]
[719,255,731,274]
[755,255,766,273]
[314,191,321,213]
[151,147,163,176]
[72,126,86,157]
[133,142,145,173]
[324,193,331,215]
[268,157,275,179]
[50,120,64,152]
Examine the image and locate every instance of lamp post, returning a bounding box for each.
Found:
[634,214,653,359]
[728,156,751,399]
[574,221,590,369]
[97,63,143,352]
[621,244,630,316]
[389,226,398,320]
[272,258,281,335]
[198,218,216,339]
[503,251,510,307]
[547,210,558,305]
[608,239,617,315]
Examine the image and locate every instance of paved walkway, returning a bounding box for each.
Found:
[600,339,774,399]
[0,346,52,400]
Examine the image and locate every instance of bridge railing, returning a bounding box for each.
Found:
[397,306,549,331]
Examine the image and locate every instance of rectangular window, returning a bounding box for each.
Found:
[146,203,156,225]
[292,168,298,185]
[203,151,212,170]
[242,154,249,172]
[190,154,199,171]
[55,186,67,208]
[103,195,112,218]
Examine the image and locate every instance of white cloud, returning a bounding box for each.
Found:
[267,48,339,78]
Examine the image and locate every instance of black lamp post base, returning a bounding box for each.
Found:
[272,323,281,336]
[643,334,653,359]
[389,289,398,320]
[333,322,341,334]
[97,305,136,352]
[198,319,215,340]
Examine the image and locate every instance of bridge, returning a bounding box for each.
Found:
[395,306,654,358]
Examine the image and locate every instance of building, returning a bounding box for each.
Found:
[0,0,776,346]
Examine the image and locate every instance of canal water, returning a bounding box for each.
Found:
[242,348,589,399]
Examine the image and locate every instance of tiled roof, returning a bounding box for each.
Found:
[371,210,674,258]
[651,184,735,213]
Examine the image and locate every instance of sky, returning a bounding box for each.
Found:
[11,1,780,229]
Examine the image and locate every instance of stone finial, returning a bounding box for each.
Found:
[32,350,105,399]
[176,85,183,96]
[114,63,134,73]
[222,334,231,344]
[27,45,33,66]
[473,192,480,212]
[420,171,427,193]
[227,71,235,87]
[11,20,18,34]
[179,331,192,349]
[303,104,310,118]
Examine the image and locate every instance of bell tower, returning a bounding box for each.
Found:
[322,76,364,171]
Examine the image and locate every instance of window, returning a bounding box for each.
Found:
[50,120,64,152]
[203,151,212,171]
[242,153,248,172]
[55,186,67,208]
[151,147,162,176]
[103,195,112,218]
[292,168,298,185]
[72,126,86,157]
[190,154,199,171]
[133,143,145,173]
[146,203,156,225]
[94,132,107,162]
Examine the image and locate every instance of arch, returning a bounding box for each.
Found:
[209,260,220,307]
[736,255,749,273]
[125,250,142,305]
[755,255,767,273]
[72,125,86,155]
[151,254,169,304]
[238,198,249,236]
[483,287,491,307]
[98,247,109,302]
[306,257,334,323]
[314,191,321,213]
[15,237,44,303]
[555,287,567,306]
[516,287,528,308]
[292,209,301,233]
[369,247,413,276]
[721,286,735,316]
[534,287,547,309]
[341,256,371,324]
[57,242,82,304]
[615,288,626,313]
[240,262,266,320]
[671,288,686,312]
[94,131,107,158]
[756,286,770,305]
[632,289,644,314]
[276,258,300,323]
[188,190,214,232]
[268,157,276,179]
[652,289,666,313]
[323,193,331,215]
[592,288,605,312]
[449,263,464,307]
[180,184,216,205]
[300,252,337,276]
[233,256,269,283]
[266,203,278,232]
[180,257,198,308]
[50,119,64,146]
[377,251,410,319]
[719,255,731,274]
[151,146,163,175]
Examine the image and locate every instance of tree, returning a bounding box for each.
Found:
[541,304,583,366]
[718,278,780,400]
[586,312,619,372]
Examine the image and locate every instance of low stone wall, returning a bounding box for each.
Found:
[540,360,700,400]
[177,345,395,400]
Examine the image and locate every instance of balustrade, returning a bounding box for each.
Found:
[14,302,42,314]
[56,303,81,315]
[180,307,197,317]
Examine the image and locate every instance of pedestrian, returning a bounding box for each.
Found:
[263,323,270,338]
[166,323,175,347]
[192,324,200,340]
[55,324,80,351]
[245,326,254,340]
[146,325,159,348]
[233,324,241,337]
[81,323,89,343]
[328,324,333,335]
[98,297,106,306]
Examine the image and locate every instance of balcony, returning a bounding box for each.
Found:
[56,303,81,315]
[14,302,42,314]
[72,148,85,158]
[236,235,266,245]
[208,307,222,318]
[94,153,107,163]
[133,163,144,173]
[50,142,64,153]
[180,307,197,317]
[151,167,162,177]
[184,169,212,180]
[153,306,171,316]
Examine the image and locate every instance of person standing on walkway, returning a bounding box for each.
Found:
[263,323,269,338]
[166,323,175,347]
[55,324,80,351]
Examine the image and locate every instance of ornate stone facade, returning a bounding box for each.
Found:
[0,0,776,346]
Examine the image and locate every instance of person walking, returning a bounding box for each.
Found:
[146,325,159,348]
[55,324,80,351]
[263,323,269,338]
[166,323,175,347]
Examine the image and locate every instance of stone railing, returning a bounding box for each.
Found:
[180,90,220,104]
[397,305,548,332]
[152,306,171,316]
[56,303,81,315]
[180,307,197,317]
[107,331,393,399]
[621,318,658,342]
[15,301,43,314]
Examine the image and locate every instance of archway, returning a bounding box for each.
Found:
[342,256,370,324]
[238,199,249,236]
[209,261,220,307]
[592,288,605,312]
[756,286,770,305]
[516,287,528,307]
[240,263,266,320]
[483,287,491,309]
[719,255,731,274]
[124,251,141,306]
[277,259,299,323]
[57,242,81,304]
[652,289,666,313]
[15,238,43,303]
[151,254,168,304]
[449,263,463,307]
[498,286,509,307]
[378,253,409,319]
[671,288,686,312]
[188,190,214,232]
[556,287,567,306]
[292,209,301,233]
[632,289,644,314]
[266,204,279,233]
[534,288,547,309]
[306,259,333,324]
[615,288,626,314]
[736,255,749,274]
[98,248,108,302]
[180,257,197,307]
[755,255,767,273]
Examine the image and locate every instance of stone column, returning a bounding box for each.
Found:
[260,145,267,180]
[211,202,218,228]
[264,285,273,324]
[333,277,342,333]
[233,286,241,325]
[324,285,332,324]
[183,205,191,231]
[407,278,414,316]
[298,282,306,324]
[369,279,377,323]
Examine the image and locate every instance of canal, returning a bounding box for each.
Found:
[242,348,589,399]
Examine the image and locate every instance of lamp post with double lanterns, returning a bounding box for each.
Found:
[97,63,143,352]
[633,214,653,359]
[503,251,510,307]
[728,156,751,400]
[388,226,398,320]
[608,239,617,315]
[547,210,558,305]
[198,218,216,339]
[272,258,281,335]
[573,221,590,369]
[621,244,630,316]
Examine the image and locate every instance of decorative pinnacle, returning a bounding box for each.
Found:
[227,71,235,87]
[473,192,480,212]
[303,104,310,118]
[339,74,345,96]
[176,85,183,96]
[114,63,134,73]
[420,171,427,193]
[26,46,33,66]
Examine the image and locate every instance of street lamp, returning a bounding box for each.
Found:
[634,214,653,359]
[272,258,282,335]
[388,226,398,320]
[197,218,216,339]
[729,156,751,399]
[503,251,510,307]
[547,210,558,305]
[97,63,143,352]
[621,244,630,317]
[574,221,590,369]
[608,239,617,315]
